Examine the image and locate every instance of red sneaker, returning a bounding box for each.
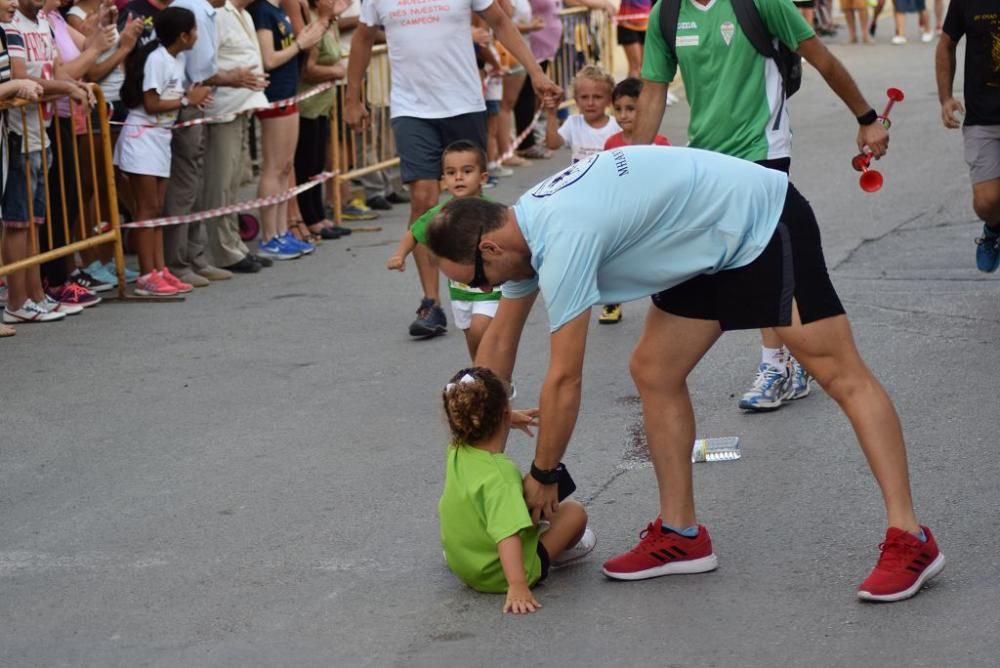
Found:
[602,518,718,581]
[858,525,944,602]
[159,268,193,294]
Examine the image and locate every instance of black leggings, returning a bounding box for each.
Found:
[513,60,549,151]
[295,115,330,226]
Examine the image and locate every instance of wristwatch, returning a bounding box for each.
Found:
[530,462,561,485]
[180,95,190,108]
[856,108,878,126]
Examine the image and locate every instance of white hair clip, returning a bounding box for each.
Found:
[444,373,477,393]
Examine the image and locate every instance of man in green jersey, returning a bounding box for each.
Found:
[633,0,890,414]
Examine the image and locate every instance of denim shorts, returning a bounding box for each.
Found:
[2,133,49,228]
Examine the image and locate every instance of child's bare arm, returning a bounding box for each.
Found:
[498,534,540,614]
[386,230,418,271]
[544,103,563,149]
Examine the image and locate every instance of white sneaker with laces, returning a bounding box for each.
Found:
[552,526,596,567]
[3,298,67,323]
[40,294,83,316]
[921,31,934,42]
[891,35,907,44]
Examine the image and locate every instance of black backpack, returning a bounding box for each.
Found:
[659,0,802,98]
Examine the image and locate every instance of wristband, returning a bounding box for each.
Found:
[180,95,190,108]
[856,108,878,126]
[530,462,561,485]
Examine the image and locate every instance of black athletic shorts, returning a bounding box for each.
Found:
[617,25,646,45]
[392,112,487,183]
[537,542,550,583]
[651,183,845,330]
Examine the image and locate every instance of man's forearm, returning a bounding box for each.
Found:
[474,322,518,382]
[533,374,582,469]
[346,29,375,102]
[814,54,872,116]
[935,41,957,102]
[634,81,667,145]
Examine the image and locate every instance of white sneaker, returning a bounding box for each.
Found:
[891,35,907,45]
[488,164,514,178]
[39,294,83,316]
[552,526,596,567]
[3,298,67,323]
[920,31,934,42]
[666,91,679,106]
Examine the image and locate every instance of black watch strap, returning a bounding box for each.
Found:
[856,108,879,126]
[530,462,561,485]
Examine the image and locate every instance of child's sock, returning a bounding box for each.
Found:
[761,346,785,369]
[913,527,927,542]
[660,522,699,538]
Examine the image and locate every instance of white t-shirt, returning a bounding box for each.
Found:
[360,0,492,119]
[125,45,186,128]
[205,0,269,119]
[557,114,620,163]
[512,0,532,24]
[2,10,56,152]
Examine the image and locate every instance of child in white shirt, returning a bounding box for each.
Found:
[544,64,619,163]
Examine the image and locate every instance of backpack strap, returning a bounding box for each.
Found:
[731,0,779,60]
[658,0,682,62]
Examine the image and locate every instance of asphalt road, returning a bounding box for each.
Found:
[2,32,998,668]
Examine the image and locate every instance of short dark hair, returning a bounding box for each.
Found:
[612,77,643,103]
[426,197,507,263]
[441,140,488,174]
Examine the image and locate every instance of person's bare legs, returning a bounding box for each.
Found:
[257,113,300,240]
[844,8,858,42]
[408,178,441,305]
[894,10,906,39]
[463,313,492,361]
[859,6,873,43]
[630,306,722,527]
[2,228,30,309]
[932,0,943,31]
[500,74,525,162]
[775,305,919,532]
[622,42,643,79]
[971,178,1000,227]
[538,499,588,560]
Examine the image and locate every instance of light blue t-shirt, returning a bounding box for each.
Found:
[503,146,789,331]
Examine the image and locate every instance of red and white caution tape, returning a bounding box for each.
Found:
[499,110,543,163]
[122,171,338,229]
[111,82,336,131]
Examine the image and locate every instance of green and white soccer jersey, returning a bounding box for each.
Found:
[642,0,814,161]
[411,196,502,303]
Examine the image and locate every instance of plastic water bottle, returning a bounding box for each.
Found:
[691,437,741,463]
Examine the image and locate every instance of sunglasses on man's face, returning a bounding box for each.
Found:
[468,226,489,289]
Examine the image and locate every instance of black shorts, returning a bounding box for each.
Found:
[537,542,550,583]
[617,26,646,45]
[392,112,487,183]
[651,183,845,330]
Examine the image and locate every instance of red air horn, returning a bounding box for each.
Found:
[851,87,904,193]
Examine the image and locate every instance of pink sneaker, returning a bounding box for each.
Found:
[134,271,179,297]
[159,268,193,294]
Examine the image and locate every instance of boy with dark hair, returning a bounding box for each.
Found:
[387,140,501,358]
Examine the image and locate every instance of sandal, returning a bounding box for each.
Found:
[310,222,344,240]
[0,323,15,337]
[290,220,322,245]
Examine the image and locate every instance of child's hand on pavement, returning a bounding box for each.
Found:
[503,584,541,614]
[387,255,405,271]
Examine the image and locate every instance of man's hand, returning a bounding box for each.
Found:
[16,80,43,101]
[231,66,268,91]
[503,583,541,614]
[523,474,558,524]
[386,255,405,271]
[187,84,213,108]
[531,70,562,109]
[344,99,370,131]
[941,97,965,129]
[857,121,889,158]
[511,408,539,437]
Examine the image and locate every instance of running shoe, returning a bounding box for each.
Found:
[599,304,622,324]
[409,297,447,338]
[70,268,113,293]
[488,163,514,178]
[279,231,314,256]
[552,526,597,567]
[785,358,812,400]
[159,268,193,294]
[891,35,907,45]
[134,271,179,297]
[483,176,499,190]
[858,526,945,602]
[920,31,934,42]
[4,298,67,323]
[738,362,792,411]
[39,294,83,316]
[85,260,119,287]
[975,224,1000,272]
[48,281,101,309]
[602,518,718,581]
[103,261,139,284]
[257,236,301,261]
[341,198,378,221]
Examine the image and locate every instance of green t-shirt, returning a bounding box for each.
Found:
[438,445,541,593]
[642,0,814,161]
[412,196,502,302]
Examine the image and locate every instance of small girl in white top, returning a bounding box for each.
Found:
[113,6,212,297]
[544,64,619,163]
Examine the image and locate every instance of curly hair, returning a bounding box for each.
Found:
[442,367,509,446]
[573,64,615,98]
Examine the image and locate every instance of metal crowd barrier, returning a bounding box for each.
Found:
[0,86,126,299]
[328,9,613,222]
